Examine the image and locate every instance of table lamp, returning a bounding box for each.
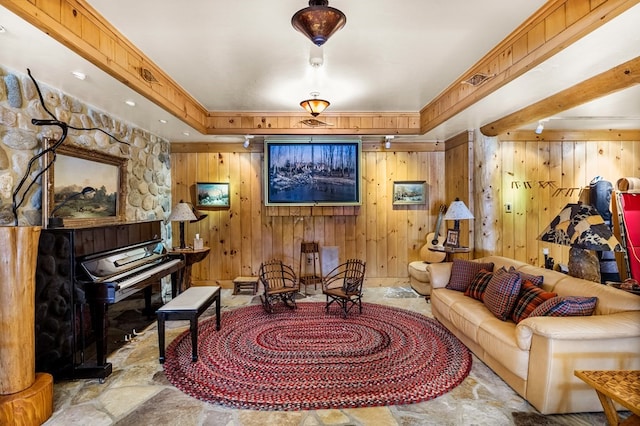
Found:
[443,198,474,248]
[537,202,623,282]
[168,201,197,249]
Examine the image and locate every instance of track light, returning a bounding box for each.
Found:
[243,135,253,149]
[535,121,544,134]
[384,136,394,150]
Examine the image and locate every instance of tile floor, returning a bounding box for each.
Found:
[44,287,613,426]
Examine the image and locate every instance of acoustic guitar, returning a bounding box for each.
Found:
[419,204,447,263]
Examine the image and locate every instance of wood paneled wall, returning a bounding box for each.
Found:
[474,130,640,267]
[171,145,445,284]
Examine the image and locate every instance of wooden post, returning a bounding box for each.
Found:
[0,226,53,425]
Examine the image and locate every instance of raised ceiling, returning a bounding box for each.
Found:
[0,0,639,143]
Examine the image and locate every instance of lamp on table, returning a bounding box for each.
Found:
[168,201,197,249]
[443,198,474,248]
[537,202,623,282]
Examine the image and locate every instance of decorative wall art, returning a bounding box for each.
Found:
[46,143,126,227]
[264,140,361,206]
[392,181,426,205]
[196,182,230,208]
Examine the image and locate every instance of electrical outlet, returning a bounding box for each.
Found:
[505,203,512,213]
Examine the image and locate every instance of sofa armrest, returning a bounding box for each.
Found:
[515,311,640,351]
[426,262,453,289]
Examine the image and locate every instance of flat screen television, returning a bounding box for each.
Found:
[264,139,362,206]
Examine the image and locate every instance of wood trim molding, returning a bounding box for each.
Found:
[419,0,639,134]
[480,56,640,136]
[497,129,640,141]
[171,140,443,153]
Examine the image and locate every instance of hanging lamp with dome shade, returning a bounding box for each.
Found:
[300,92,330,117]
[291,0,346,47]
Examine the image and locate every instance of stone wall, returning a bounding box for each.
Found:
[0,66,172,232]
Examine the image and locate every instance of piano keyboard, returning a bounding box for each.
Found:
[109,258,182,303]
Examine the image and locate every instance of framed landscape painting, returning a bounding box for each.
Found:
[264,140,361,206]
[45,143,127,227]
[196,182,230,208]
[392,181,426,205]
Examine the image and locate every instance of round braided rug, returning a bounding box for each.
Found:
[163,302,471,410]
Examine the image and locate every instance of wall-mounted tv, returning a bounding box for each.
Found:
[264,139,362,206]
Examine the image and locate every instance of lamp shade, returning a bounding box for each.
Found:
[168,202,197,222]
[444,199,474,221]
[291,0,346,47]
[537,202,623,252]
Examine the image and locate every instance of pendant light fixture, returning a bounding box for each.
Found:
[291,0,346,47]
[300,92,330,117]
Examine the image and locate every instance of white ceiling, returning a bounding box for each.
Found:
[1,1,639,143]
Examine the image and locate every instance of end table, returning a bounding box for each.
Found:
[169,247,210,296]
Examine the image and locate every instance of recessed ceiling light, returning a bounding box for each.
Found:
[71,71,86,80]
[182,131,190,136]
[124,100,136,107]
[0,25,7,33]
[159,119,168,124]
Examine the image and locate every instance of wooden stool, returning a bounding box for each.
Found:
[156,286,221,363]
[233,276,258,295]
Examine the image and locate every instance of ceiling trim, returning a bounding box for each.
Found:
[419,0,640,134]
[171,141,444,154]
[0,0,209,133]
[480,55,640,136]
[2,0,637,137]
[207,112,421,135]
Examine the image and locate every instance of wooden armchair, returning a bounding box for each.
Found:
[258,259,300,313]
[322,259,366,318]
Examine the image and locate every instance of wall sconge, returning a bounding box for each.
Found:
[384,136,394,149]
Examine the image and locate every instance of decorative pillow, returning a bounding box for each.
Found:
[508,266,544,287]
[511,280,557,323]
[483,271,522,321]
[446,259,495,292]
[464,269,493,301]
[529,296,598,318]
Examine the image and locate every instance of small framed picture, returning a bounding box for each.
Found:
[445,229,459,248]
[196,182,230,208]
[392,181,426,205]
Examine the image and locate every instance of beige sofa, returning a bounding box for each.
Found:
[427,255,640,414]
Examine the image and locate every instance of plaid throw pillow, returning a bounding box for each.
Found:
[483,271,522,321]
[530,296,598,318]
[446,259,495,292]
[464,269,493,301]
[511,280,557,323]
[508,266,544,287]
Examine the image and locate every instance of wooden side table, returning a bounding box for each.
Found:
[233,276,258,295]
[574,370,640,425]
[428,246,471,262]
[169,247,210,295]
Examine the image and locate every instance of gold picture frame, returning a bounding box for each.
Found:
[45,141,127,228]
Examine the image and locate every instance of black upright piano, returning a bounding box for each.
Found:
[35,220,184,380]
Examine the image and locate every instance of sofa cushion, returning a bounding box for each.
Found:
[511,280,558,323]
[483,271,522,321]
[530,296,597,317]
[446,259,495,292]
[509,266,544,287]
[464,269,493,301]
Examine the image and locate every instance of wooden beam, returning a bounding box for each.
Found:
[419,0,640,134]
[497,129,640,141]
[480,56,640,136]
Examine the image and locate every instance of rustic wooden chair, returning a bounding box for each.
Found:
[322,259,366,318]
[259,259,300,313]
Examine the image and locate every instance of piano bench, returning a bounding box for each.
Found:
[156,286,221,364]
